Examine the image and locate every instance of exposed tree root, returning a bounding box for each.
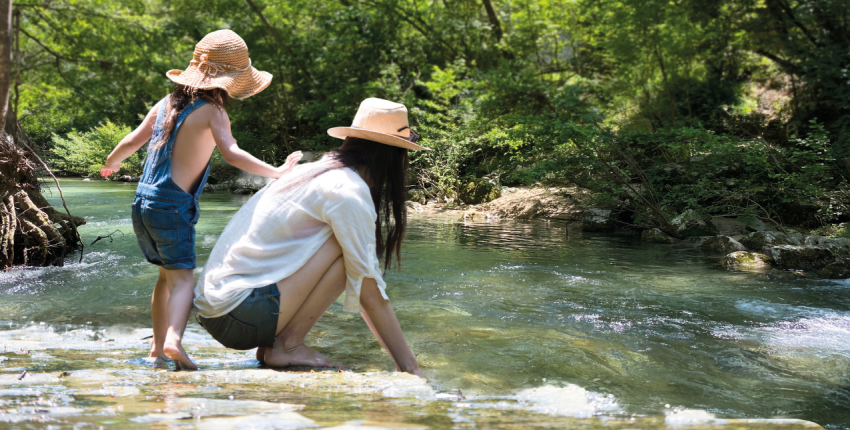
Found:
[0,115,84,269]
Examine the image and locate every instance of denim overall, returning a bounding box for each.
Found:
[131,96,210,270]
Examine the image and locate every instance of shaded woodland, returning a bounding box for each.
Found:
[4,0,850,261]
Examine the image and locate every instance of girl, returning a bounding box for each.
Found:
[194,98,427,376]
[100,30,297,370]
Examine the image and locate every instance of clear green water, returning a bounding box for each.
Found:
[0,179,846,429]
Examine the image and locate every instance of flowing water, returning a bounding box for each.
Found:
[0,179,847,429]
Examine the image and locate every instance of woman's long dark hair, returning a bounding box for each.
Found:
[277,136,409,270]
[155,84,229,149]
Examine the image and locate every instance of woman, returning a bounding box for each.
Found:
[194,98,427,376]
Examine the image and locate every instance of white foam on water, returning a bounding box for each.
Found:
[665,409,718,424]
[735,300,845,320]
[0,250,125,292]
[512,384,619,418]
[0,322,221,351]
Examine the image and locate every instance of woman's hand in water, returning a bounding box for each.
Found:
[99,163,120,179]
[275,151,303,178]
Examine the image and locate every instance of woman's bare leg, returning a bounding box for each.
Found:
[264,236,347,368]
[162,268,198,370]
[149,268,169,359]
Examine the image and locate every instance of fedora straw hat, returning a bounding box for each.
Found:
[166,29,272,100]
[328,98,430,151]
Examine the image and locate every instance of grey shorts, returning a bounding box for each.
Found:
[198,284,280,350]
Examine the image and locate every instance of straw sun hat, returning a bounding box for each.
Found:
[166,29,272,100]
[328,98,430,151]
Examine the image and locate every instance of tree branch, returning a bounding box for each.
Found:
[774,0,821,48]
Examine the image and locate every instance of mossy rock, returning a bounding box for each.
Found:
[820,260,850,279]
[458,179,501,205]
[407,189,427,205]
[722,251,774,271]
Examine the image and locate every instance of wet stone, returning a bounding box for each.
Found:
[641,228,677,244]
[700,235,746,254]
[764,245,836,271]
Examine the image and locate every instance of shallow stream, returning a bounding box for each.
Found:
[0,179,847,429]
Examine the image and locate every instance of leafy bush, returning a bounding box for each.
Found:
[51,121,139,178]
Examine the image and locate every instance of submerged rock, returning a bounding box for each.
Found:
[119,175,140,182]
[764,245,836,270]
[700,236,746,254]
[641,228,677,244]
[722,251,774,271]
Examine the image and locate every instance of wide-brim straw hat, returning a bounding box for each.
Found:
[166,29,272,100]
[328,98,430,151]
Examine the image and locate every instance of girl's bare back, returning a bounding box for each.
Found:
[170,104,219,194]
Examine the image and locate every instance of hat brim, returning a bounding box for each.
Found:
[166,67,272,100]
[327,127,430,151]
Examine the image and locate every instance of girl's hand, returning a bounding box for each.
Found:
[100,163,120,179]
[275,151,303,178]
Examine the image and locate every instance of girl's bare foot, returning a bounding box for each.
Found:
[163,340,198,371]
[264,343,345,369]
[256,347,267,364]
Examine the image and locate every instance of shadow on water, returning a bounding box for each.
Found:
[0,179,847,428]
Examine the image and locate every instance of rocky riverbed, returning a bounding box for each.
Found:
[0,323,824,429]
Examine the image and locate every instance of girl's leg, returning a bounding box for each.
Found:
[264,236,347,368]
[162,268,198,370]
[149,268,169,359]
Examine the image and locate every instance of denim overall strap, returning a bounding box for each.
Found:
[139,96,169,185]
[135,98,210,205]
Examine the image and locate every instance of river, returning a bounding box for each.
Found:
[0,179,846,429]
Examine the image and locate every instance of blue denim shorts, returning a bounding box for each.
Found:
[131,195,199,270]
[198,284,281,350]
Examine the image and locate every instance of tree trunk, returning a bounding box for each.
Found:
[0,0,12,132]
[0,2,84,270]
[481,0,503,42]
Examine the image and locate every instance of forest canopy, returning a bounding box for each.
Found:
[12,0,850,233]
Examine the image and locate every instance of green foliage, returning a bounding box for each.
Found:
[10,0,849,229]
[51,122,140,178]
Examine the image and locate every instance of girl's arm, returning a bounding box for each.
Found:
[100,104,159,178]
[359,277,425,378]
[210,107,297,179]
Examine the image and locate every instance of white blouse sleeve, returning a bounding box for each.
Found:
[320,178,389,313]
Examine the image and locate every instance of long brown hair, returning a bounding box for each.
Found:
[276,137,410,270]
[154,85,230,149]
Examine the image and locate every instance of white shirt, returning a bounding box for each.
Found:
[194,157,388,318]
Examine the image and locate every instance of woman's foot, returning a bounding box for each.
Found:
[264,343,345,369]
[163,339,198,371]
[256,347,267,364]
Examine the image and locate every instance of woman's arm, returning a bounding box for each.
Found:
[100,104,159,178]
[210,107,298,179]
[359,278,425,378]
